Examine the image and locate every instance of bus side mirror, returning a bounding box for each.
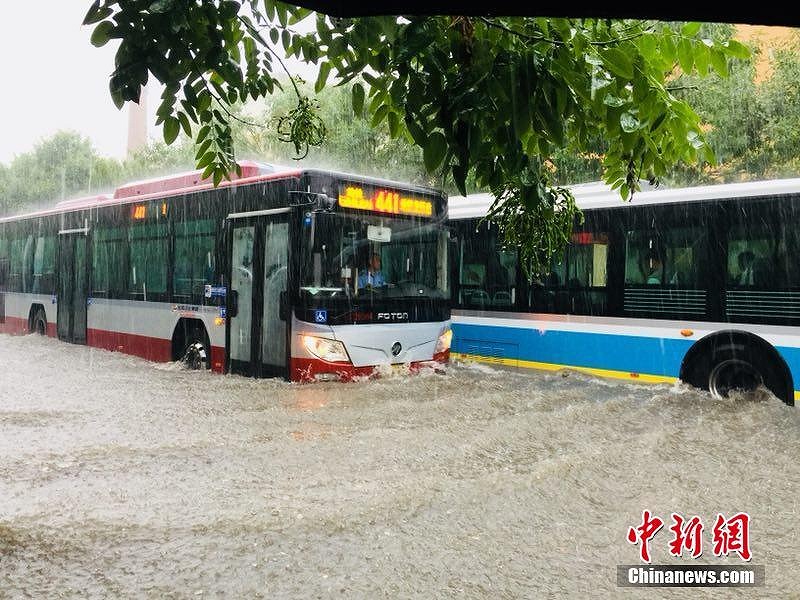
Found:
[229,290,239,319]
[279,291,288,321]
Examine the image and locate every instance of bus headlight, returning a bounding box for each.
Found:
[435,327,453,354]
[302,335,350,363]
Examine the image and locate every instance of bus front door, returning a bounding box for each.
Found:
[226,212,290,378]
[56,232,88,344]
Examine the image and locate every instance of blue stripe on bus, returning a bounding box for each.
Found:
[452,322,693,378]
[775,346,800,385]
[453,321,800,388]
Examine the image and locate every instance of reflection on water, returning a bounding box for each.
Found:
[0,333,798,597]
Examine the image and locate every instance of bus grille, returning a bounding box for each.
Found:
[624,288,707,316]
[726,290,800,319]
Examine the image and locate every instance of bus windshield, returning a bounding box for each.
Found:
[300,212,450,301]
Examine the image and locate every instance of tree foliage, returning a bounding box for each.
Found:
[85,3,749,273]
[0,132,120,214]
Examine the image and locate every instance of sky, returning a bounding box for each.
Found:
[0,1,317,165]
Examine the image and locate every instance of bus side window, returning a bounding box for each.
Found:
[625,229,702,287]
[129,218,169,299]
[9,235,32,293]
[457,220,517,311]
[727,222,786,289]
[0,236,8,291]
[93,226,126,298]
[565,230,608,315]
[174,219,216,301]
[32,233,55,295]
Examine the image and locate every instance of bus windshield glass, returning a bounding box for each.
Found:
[300,212,449,301]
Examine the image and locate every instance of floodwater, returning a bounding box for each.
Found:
[0,334,798,599]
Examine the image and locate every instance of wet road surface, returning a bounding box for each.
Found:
[1,334,798,598]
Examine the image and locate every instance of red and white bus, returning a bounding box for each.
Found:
[0,162,452,381]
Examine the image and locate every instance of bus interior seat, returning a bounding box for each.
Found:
[468,289,491,308]
[493,290,512,306]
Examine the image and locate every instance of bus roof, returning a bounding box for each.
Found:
[0,161,302,224]
[448,177,800,220]
[0,161,446,225]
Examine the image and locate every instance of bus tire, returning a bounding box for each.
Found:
[30,306,47,336]
[680,332,793,405]
[183,339,209,370]
[173,320,211,370]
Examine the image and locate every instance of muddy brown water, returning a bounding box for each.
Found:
[1,334,798,598]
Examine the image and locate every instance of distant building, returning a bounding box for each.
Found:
[126,85,148,157]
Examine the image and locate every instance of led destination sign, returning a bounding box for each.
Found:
[338,185,434,217]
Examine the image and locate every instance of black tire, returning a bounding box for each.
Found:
[682,339,792,405]
[181,334,210,370]
[32,308,47,336]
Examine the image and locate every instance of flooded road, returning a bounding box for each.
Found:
[1,334,798,598]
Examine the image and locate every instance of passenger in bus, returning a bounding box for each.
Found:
[645,252,663,285]
[358,253,386,289]
[735,250,756,286]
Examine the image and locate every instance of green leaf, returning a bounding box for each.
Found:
[197,150,216,169]
[681,22,702,37]
[371,103,390,127]
[710,49,728,77]
[213,168,224,187]
[163,117,180,144]
[177,112,192,137]
[423,131,447,172]
[677,39,694,74]
[602,48,634,79]
[83,2,113,26]
[724,39,751,59]
[404,116,426,146]
[694,45,710,76]
[195,139,213,161]
[352,82,365,116]
[315,62,331,93]
[90,21,115,47]
[387,111,400,138]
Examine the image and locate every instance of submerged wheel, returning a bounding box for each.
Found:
[708,358,763,399]
[681,333,793,405]
[182,338,210,370]
[32,308,47,336]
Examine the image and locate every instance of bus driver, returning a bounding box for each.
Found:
[358,253,386,289]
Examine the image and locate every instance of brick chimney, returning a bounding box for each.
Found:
[126,85,148,156]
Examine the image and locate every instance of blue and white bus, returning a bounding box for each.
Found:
[448,178,800,405]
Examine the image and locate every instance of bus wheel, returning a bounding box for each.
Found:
[681,334,793,405]
[708,356,763,399]
[32,308,47,336]
[182,339,209,370]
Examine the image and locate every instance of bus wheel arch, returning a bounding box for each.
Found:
[28,304,47,336]
[680,330,793,405]
[171,318,211,370]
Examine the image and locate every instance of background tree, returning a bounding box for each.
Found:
[0,131,120,214]
[85,2,749,274]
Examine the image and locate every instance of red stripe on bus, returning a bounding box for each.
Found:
[290,352,450,383]
[87,328,172,362]
[210,346,225,373]
[0,316,29,335]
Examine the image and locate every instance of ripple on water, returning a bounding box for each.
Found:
[0,333,798,598]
